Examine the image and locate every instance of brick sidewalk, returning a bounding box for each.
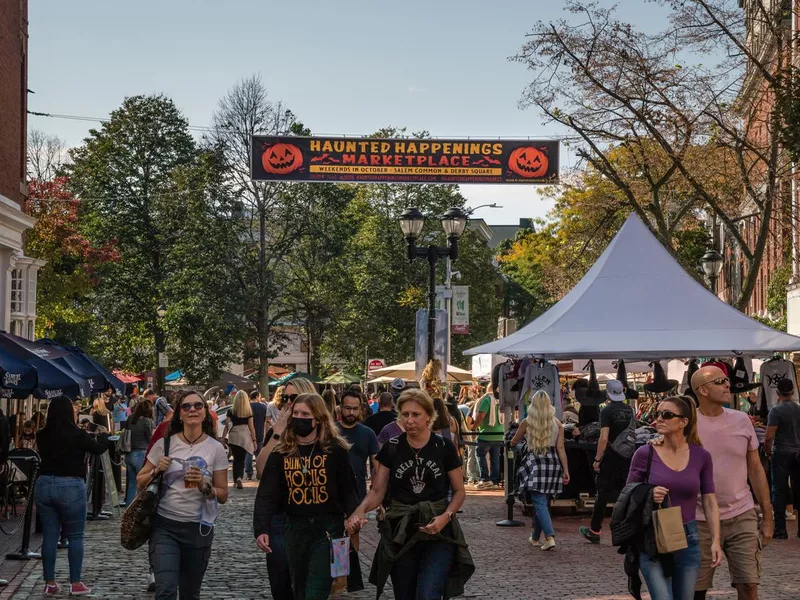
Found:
[6,484,800,599]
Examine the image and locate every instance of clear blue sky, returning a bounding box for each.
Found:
[28,0,653,224]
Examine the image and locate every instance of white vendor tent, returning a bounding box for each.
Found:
[466,213,800,359]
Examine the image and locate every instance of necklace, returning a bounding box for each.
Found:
[300,440,318,475]
[407,436,428,464]
[182,431,204,447]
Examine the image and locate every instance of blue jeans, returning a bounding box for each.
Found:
[390,540,456,600]
[528,491,555,539]
[640,521,700,600]
[125,450,146,505]
[266,514,293,600]
[477,440,501,484]
[35,475,87,583]
[771,451,800,535]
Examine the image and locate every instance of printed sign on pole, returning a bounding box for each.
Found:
[451,286,469,334]
[367,359,386,372]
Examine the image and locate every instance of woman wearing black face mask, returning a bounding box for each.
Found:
[254,393,358,599]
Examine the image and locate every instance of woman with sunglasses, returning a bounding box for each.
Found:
[253,377,316,599]
[254,392,357,599]
[137,391,229,600]
[626,396,722,600]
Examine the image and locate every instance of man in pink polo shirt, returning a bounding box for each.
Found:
[691,366,773,600]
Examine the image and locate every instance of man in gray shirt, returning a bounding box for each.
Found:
[765,378,800,539]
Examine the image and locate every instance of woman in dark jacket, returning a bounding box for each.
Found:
[254,392,357,600]
[36,395,111,596]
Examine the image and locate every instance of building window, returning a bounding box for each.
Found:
[10,269,23,314]
[10,320,23,337]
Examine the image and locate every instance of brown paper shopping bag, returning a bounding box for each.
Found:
[653,503,688,554]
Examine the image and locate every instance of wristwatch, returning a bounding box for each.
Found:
[445,510,454,521]
[272,432,281,441]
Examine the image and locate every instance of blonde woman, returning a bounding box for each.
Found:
[254,393,356,599]
[254,377,318,600]
[346,388,473,599]
[267,385,284,427]
[90,397,112,432]
[511,390,570,551]
[222,390,257,489]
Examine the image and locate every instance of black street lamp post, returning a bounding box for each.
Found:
[399,207,468,362]
[701,248,724,295]
[155,304,167,394]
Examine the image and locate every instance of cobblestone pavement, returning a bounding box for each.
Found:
[8,483,800,599]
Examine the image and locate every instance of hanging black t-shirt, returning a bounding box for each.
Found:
[599,401,634,443]
[375,432,461,505]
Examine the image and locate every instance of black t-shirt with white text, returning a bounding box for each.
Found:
[599,402,634,443]
[375,432,461,505]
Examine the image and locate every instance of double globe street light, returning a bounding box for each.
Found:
[399,207,468,362]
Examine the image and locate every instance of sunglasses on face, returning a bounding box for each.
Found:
[180,401,205,412]
[654,410,686,421]
[281,394,299,404]
[702,377,729,387]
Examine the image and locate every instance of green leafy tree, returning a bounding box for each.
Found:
[66,94,244,381]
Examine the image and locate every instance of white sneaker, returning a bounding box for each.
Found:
[475,481,492,489]
[541,537,556,551]
[528,534,540,547]
[786,511,797,521]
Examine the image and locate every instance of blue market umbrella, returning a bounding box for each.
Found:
[0,332,88,399]
[0,345,37,392]
[36,338,109,395]
[61,345,126,396]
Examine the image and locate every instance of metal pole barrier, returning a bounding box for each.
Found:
[496,406,523,527]
[7,457,41,560]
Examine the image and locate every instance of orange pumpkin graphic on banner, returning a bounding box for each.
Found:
[262,143,303,175]
[508,146,549,178]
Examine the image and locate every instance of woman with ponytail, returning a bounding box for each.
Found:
[626,396,722,600]
[510,390,570,551]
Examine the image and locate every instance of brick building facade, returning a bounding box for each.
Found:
[715,1,796,326]
[0,0,44,339]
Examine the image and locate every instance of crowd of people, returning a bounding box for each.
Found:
[11,357,800,600]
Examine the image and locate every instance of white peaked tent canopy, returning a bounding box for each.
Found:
[466,213,800,359]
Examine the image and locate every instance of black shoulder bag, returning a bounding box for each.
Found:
[120,434,171,550]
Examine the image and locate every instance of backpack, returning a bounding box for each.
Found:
[120,426,132,453]
[610,417,637,459]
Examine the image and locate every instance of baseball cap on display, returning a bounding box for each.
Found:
[606,379,626,402]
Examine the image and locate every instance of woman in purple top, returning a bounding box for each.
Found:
[627,396,722,600]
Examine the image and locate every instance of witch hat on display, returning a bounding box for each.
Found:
[730,356,760,393]
[644,361,678,394]
[586,359,603,402]
[615,359,639,400]
[683,359,700,403]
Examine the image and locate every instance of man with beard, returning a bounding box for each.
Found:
[337,389,378,592]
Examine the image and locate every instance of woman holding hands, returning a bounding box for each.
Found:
[346,388,474,600]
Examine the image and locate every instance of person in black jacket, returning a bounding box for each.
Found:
[36,395,111,597]
[254,392,358,600]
